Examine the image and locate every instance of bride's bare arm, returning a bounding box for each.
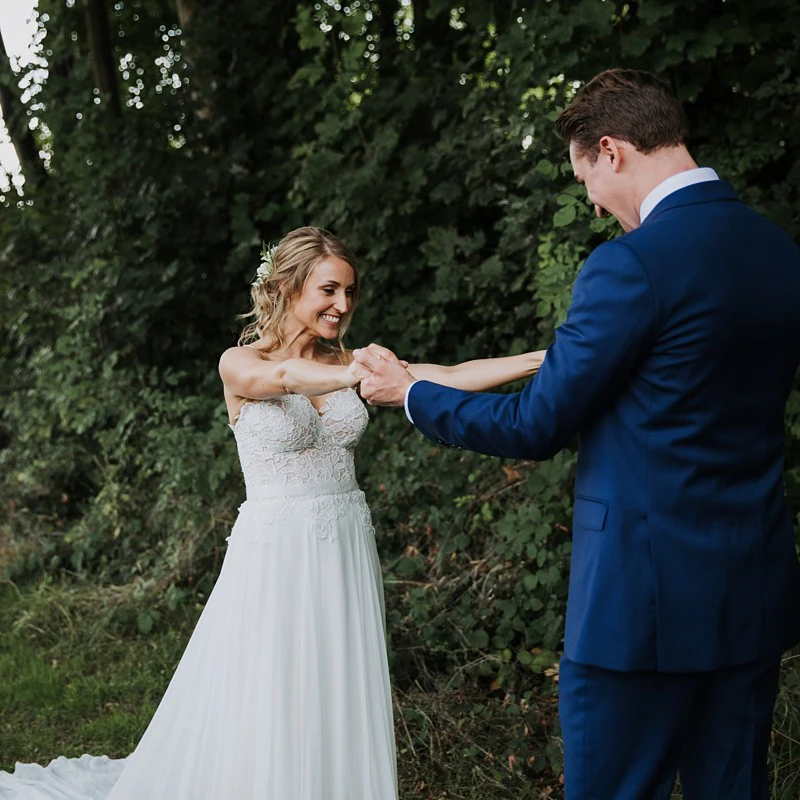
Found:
[349,345,545,392]
[406,351,546,391]
[219,347,368,400]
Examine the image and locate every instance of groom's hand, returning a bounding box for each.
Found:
[353,344,414,407]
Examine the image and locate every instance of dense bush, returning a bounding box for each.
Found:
[2,0,799,750]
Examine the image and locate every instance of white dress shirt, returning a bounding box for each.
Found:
[405,167,721,423]
[639,167,719,223]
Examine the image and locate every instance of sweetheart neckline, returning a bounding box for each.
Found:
[229,389,354,430]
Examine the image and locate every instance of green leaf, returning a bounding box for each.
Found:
[516,649,534,666]
[469,629,490,649]
[553,205,577,227]
[535,158,556,177]
[137,610,157,635]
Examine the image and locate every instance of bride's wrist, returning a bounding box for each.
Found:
[528,350,545,374]
[342,364,360,388]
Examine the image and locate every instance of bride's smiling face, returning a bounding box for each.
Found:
[288,256,357,339]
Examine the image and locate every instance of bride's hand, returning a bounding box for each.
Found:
[345,359,372,387]
[352,344,415,407]
[361,343,409,368]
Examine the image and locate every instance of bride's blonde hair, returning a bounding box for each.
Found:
[238,226,359,352]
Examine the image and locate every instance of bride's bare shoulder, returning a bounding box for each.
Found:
[219,343,285,384]
[220,344,257,367]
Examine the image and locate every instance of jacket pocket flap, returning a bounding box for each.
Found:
[573,496,608,531]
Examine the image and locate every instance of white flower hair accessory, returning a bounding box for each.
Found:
[253,241,277,288]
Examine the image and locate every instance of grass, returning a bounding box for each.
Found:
[771,653,800,798]
[1,579,799,799]
[0,580,197,767]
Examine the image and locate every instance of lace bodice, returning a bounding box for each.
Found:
[231,389,368,491]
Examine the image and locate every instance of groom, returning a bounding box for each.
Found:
[354,69,800,799]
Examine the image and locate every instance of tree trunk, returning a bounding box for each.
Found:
[175,0,207,30]
[174,0,214,121]
[0,28,46,184]
[379,0,398,44]
[84,0,121,117]
[413,0,453,49]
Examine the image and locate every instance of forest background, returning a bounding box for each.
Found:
[1,0,799,797]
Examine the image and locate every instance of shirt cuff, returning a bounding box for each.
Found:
[404,381,419,424]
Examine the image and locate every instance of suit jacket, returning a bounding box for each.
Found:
[407,180,800,672]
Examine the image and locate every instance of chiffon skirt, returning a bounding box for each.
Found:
[0,482,398,799]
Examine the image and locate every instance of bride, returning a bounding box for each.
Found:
[0,226,545,799]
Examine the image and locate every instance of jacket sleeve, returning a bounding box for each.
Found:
[406,240,657,460]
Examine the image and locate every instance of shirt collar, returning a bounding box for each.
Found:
[639,167,720,223]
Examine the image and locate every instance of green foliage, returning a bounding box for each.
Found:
[1,0,800,789]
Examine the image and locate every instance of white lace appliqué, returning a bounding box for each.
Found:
[228,390,373,543]
[230,489,374,544]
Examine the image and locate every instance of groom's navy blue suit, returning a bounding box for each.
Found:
[406,179,800,798]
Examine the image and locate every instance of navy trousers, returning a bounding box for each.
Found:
[558,655,781,799]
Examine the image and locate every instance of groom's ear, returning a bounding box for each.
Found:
[598,136,625,173]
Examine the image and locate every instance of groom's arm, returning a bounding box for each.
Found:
[406,241,658,460]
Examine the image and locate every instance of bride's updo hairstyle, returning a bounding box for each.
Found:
[238,226,359,352]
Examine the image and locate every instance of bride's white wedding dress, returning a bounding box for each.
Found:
[0,389,398,799]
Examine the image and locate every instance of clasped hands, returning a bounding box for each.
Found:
[351,344,414,407]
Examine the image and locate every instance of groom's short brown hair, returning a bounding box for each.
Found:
[556,69,689,162]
